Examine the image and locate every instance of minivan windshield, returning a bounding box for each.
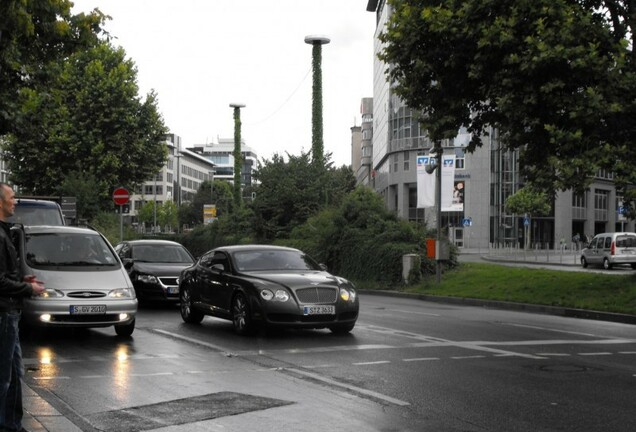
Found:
[25,232,119,267]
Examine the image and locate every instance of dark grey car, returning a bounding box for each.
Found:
[115,240,195,302]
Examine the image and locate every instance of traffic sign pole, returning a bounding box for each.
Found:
[112,188,130,243]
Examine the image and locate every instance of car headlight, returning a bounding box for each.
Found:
[260,289,289,302]
[137,274,158,284]
[260,290,274,301]
[339,287,356,302]
[109,288,135,299]
[275,290,289,301]
[38,289,64,298]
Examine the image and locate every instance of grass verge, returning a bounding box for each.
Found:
[361,262,636,316]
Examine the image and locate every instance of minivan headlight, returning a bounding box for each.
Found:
[109,288,135,299]
[38,289,64,298]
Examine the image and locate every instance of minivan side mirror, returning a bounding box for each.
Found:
[122,258,134,269]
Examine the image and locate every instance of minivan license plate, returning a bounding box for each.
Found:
[303,305,335,315]
[70,305,106,315]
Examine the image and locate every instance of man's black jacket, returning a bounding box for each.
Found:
[0,221,32,312]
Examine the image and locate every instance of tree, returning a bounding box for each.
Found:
[505,187,552,249]
[178,180,234,228]
[0,0,105,136]
[252,152,356,240]
[379,0,636,199]
[158,200,178,232]
[3,41,168,204]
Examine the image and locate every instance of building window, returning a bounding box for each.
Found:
[143,185,153,195]
[572,192,586,208]
[403,152,410,171]
[456,157,465,169]
[392,154,399,173]
[594,189,609,210]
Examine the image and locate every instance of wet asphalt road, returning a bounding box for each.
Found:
[20,290,636,432]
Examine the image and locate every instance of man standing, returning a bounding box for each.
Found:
[0,183,45,432]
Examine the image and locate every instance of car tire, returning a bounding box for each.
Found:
[603,258,612,270]
[115,319,135,337]
[232,293,254,335]
[180,287,204,324]
[329,323,355,334]
[581,257,588,268]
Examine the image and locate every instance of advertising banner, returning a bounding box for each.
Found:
[441,155,456,211]
[416,155,435,208]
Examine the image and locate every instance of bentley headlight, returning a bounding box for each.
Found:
[137,274,158,284]
[340,287,356,302]
[275,290,289,302]
[109,288,135,299]
[260,290,274,301]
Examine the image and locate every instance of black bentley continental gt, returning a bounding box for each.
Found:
[178,245,359,335]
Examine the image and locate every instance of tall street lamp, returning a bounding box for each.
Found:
[425,143,444,284]
[304,35,330,167]
[230,103,245,210]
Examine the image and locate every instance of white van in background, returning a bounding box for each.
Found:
[580,232,636,270]
[8,198,65,226]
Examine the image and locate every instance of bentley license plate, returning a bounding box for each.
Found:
[303,305,335,315]
[70,305,106,314]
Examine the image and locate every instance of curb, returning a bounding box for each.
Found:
[359,290,636,326]
[480,255,580,267]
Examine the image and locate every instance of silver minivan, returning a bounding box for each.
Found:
[580,232,636,270]
[14,225,138,336]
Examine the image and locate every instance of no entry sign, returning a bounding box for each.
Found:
[112,187,130,206]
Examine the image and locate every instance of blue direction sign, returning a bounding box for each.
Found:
[462,217,472,227]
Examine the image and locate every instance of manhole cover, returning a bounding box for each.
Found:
[86,392,293,432]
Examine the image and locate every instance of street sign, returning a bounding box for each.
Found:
[462,217,472,227]
[523,217,530,226]
[112,187,130,206]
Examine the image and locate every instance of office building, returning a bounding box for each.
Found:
[365,0,634,249]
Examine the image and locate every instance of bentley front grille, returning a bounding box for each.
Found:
[295,287,337,304]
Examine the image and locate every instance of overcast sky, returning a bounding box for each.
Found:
[70,0,376,167]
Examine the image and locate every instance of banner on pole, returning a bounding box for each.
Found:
[416,155,435,208]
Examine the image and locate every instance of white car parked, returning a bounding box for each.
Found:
[580,232,636,270]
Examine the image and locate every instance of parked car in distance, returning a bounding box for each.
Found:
[179,245,359,335]
[9,198,65,226]
[115,240,195,303]
[580,232,636,270]
[15,225,137,336]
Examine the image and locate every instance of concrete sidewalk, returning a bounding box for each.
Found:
[23,385,82,432]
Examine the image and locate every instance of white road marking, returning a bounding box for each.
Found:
[386,309,440,317]
[451,355,486,360]
[352,361,391,366]
[33,376,70,380]
[403,357,440,362]
[503,323,600,337]
[286,368,410,407]
[577,352,612,356]
[535,353,570,357]
[619,351,636,354]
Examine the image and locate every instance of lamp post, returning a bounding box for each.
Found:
[174,151,182,207]
[230,103,245,210]
[304,35,330,166]
[153,170,158,234]
[425,143,443,284]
